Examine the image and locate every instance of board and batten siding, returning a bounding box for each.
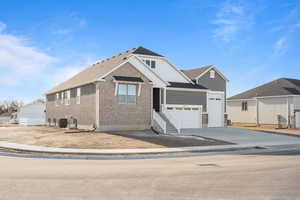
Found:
[164,90,207,112]
[197,69,226,92]
[227,100,257,124]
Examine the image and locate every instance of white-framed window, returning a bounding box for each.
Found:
[117,84,137,104]
[143,59,156,69]
[65,90,71,105]
[76,88,81,104]
[210,70,215,79]
[55,93,59,106]
[242,101,248,111]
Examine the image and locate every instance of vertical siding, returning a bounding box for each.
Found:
[166,90,207,111]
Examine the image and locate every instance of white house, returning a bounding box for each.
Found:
[18,100,46,126]
[227,78,300,128]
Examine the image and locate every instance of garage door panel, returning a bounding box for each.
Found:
[164,105,202,129]
[296,112,300,128]
[207,92,224,128]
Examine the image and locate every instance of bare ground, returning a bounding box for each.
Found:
[0,126,229,149]
[230,123,300,136]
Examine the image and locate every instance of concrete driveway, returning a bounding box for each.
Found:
[183,128,300,146]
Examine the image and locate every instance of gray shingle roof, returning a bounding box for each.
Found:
[113,76,144,83]
[228,78,300,100]
[46,46,163,95]
[182,65,212,80]
[167,82,207,90]
[133,46,163,57]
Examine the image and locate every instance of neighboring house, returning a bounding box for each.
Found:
[227,78,300,128]
[18,100,46,126]
[45,47,228,133]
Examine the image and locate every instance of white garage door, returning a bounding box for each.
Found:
[296,112,300,128]
[207,92,224,127]
[163,105,202,129]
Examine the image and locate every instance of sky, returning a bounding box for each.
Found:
[0,0,300,103]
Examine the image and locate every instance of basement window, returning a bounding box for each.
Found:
[242,101,248,111]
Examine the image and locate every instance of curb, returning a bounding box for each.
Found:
[0,141,258,155]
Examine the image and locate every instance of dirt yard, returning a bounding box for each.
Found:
[230,124,300,137]
[0,126,229,149]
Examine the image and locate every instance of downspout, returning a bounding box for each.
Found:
[256,98,259,127]
[95,82,100,130]
[287,97,290,128]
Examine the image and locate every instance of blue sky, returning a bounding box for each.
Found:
[0,0,300,102]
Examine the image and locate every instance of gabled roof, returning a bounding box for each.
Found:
[182,65,212,80]
[182,65,229,82]
[167,82,207,90]
[228,78,300,100]
[46,46,163,95]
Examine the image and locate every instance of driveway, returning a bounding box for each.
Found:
[183,128,300,146]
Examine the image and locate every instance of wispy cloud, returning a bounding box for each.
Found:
[211,1,254,43]
[273,37,288,57]
[0,21,96,102]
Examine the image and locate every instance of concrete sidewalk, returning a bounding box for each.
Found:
[0,141,257,155]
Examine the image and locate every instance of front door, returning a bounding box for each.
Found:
[153,88,160,112]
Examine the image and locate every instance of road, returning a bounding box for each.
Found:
[0,148,300,200]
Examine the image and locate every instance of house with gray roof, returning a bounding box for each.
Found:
[227,78,300,128]
[45,47,228,134]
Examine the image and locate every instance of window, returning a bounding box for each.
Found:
[117,84,137,104]
[65,90,71,105]
[55,93,59,106]
[144,59,156,69]
[150,60,156,69]
[61,92,64,104]
[76,88,81,104]
[210,70,215,78]
[242,101,248,111]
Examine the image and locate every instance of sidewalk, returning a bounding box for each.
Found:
[0,141,257,155]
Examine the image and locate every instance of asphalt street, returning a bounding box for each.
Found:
[0,146,300,200]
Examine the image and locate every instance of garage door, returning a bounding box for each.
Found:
[207,92,224,127]
[296,112,300,128]
[163,105,202,129]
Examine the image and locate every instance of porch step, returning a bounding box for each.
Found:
[157,112,179,135]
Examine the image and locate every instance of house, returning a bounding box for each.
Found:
[18,100,46,126]
[45,47,228,134]
[227,78,300,128]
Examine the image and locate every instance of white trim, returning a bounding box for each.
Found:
[133,54,163,59]
[161,57,194,84]
[195,66,229,82]
[132,55,168,85]
[138,83,142,96]
[114,82,119,96]
[97,59,129,80]
[166,87,209,92]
